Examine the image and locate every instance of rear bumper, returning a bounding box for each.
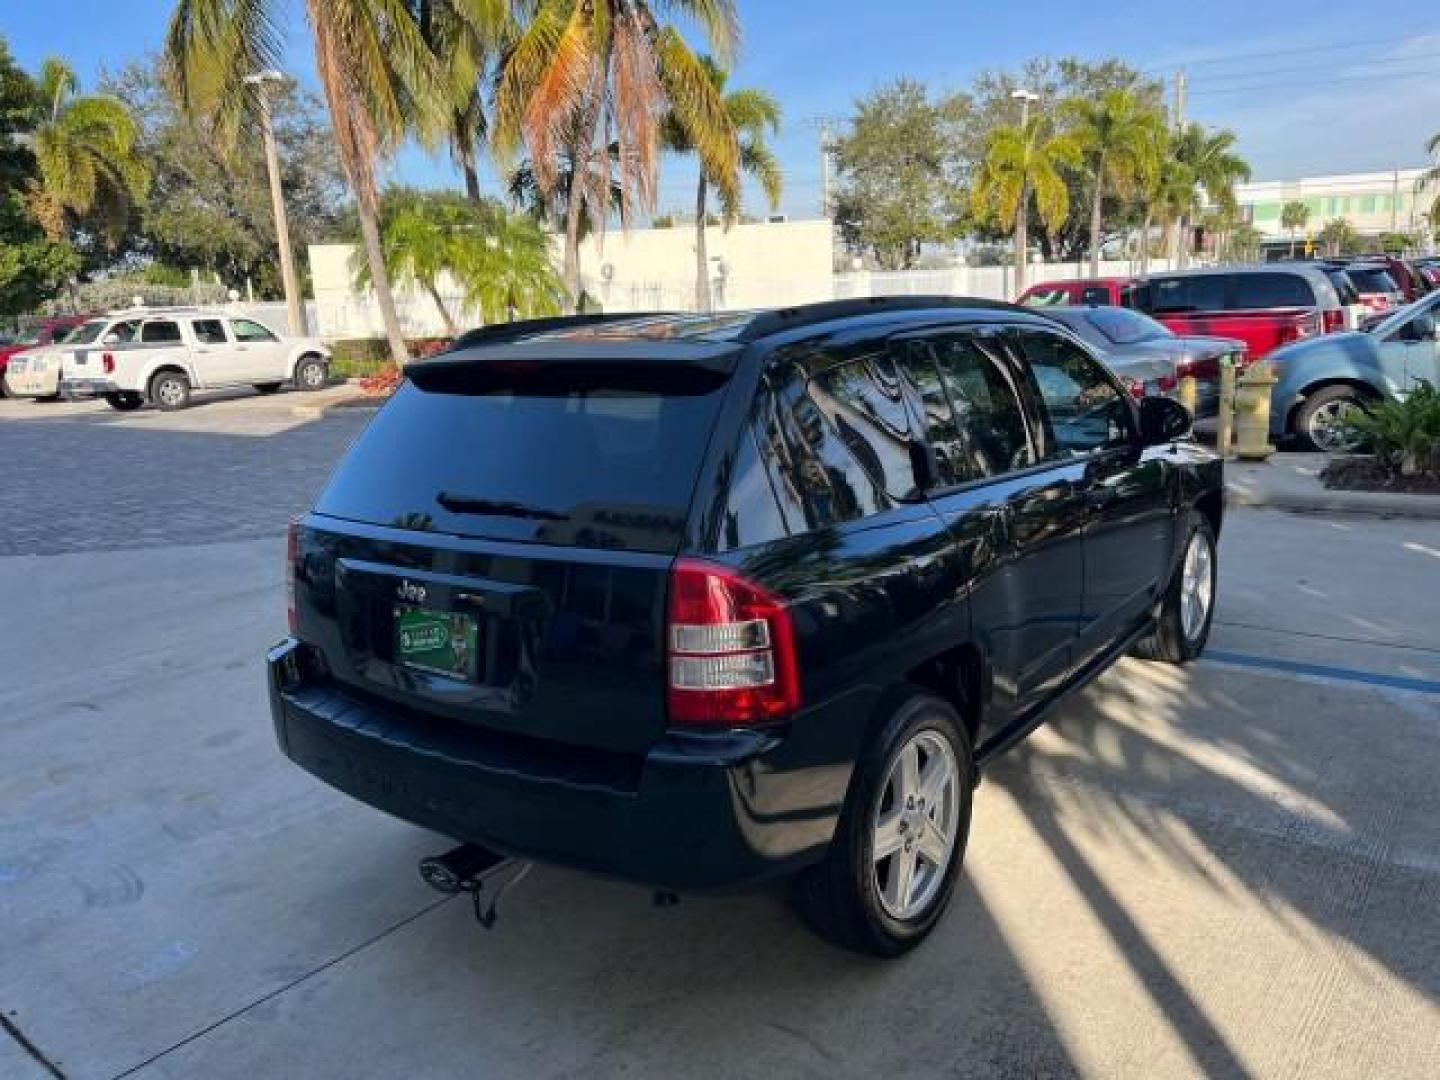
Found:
[61,379,120,397]
[267,638,846,890]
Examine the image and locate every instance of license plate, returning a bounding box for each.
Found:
[393,605,480,682]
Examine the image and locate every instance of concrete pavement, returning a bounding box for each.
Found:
[2,402,1439,1078]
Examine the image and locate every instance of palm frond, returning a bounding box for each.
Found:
[656,28,737,211]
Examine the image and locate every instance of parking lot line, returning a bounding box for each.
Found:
[1204,649,1440,696]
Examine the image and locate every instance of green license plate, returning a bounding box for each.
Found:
[393,605,480,682]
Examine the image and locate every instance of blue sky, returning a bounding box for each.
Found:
[5,0,1438,219]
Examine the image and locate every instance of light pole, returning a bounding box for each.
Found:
[243,70,305,336]
[1009,90,1040,291]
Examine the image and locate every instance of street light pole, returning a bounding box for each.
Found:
[1009,89,1040,292]
[244,70,305,336]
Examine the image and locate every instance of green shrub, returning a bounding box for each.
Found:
[328,337,453,378]
[1344,381,1440,477]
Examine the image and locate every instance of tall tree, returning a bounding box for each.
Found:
[1061,87,1163,276]
[27,58,149,248]
[406,0,508,202]
[1318,216,1359,258]
[661,58,780,311]
[1172,123,1251,267]
[102,57,346,297]
[165,0,451,367]
[830,79,969,270]
[1281,199,1309,258]
[971,113,1080,292]
[1421,131,1440,233]
[494,0,740,310]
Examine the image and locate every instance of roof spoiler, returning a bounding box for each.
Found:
[733,295,1028,342]
[444,312,676,351]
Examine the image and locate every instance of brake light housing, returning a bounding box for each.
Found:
[1321,309,1344,334]
[666,558,800,727]
[286,518,300,633]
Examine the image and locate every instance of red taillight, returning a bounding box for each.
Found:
[102,352,115,374]
[1321,309,1344,334]
[666,558,800,727]
[286,519,300,633]
[1155,374,1178,394]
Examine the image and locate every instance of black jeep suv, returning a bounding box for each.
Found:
[268,298,1222,955]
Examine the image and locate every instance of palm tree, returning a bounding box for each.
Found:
[494,0,740,310]
[28,58,149,246]
[1172,123,1251,267]
[406,0,509,203]
[1281,200,1309,258]
[1060,87,1163,277]
[357,189,564,331]
[165,0,452,368]
[661,59,781,311]
[971,113,1081,293]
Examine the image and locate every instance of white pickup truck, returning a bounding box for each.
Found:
[56,308,332,411]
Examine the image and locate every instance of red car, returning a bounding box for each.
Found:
[1125,266,1349,360]
[0,316,87,393]
[1017,277,1136,307]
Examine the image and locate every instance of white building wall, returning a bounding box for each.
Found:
[1233,169,1438,242]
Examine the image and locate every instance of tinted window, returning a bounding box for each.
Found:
[316,378,726,553]
[753,366,887,533]
[231,318,279,342]
[1145,275,1229,314]
[192,319,227,345]
[1323,269,1360,305]
[903,334,1035,480]
[1087,307,1173,345]
[808,354,917,499]
[1013,331,1133,458]
[1232,272,1314,309]
[717,427,789,552]
[1346,267,1399,294]
[61,320,108,345]
[1079,286,1113,306]
[141,321,182,343]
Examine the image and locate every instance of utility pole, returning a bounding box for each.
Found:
[244,70,306,336]
[819,118,833,219]
[1173,69,1187,131]
[1391,165,1400,234]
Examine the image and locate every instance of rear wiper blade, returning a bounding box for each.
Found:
[436,492,569,521]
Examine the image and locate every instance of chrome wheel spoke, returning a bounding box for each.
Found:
[918,825,950,867]
[873,810,904,862]
[886,847,918,912]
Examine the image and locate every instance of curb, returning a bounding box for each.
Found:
[289,389,383,419]
[1226,479,1440,519]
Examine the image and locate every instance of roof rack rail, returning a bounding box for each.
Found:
[734,295,1026,342]
[446,312,673,351]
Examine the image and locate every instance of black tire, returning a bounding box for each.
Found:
[103,392,144,412]
[793,691,975,957]
[294,355,327,392]
[1293,385,1370,452]
[149,369,191,411]
[253,382,283,394]
[1133,512,1217,663]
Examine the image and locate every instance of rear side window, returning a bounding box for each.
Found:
[1346,267,1399,294]
[900,334,1035,482]
[1232,272,1314,309]
[1079,286,1113,305]
[192,319,227,345]
[807,354,917,500]
[141,321,182,343]
[1021,286,1072,307]
[1012,331,1133,458]
[1324,269,1361,305]
[717,427,789,552]
[752,366,889,533]
[316,377,728,553]
[1145,275,1229,314]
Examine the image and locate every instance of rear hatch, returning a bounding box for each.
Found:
[295,343,737,755]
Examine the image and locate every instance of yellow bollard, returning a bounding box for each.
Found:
[1234,361,1278,461]
[1176,375,1198,419]
[1215,361,1237,459]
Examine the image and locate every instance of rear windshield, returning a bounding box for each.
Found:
[1086,306,1173,345]
[315,376,728,553]
[1346,267,1400,294]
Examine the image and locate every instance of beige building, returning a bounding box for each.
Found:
[1234,168,1439,249]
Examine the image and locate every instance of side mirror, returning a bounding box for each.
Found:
[1139,395,1192,446]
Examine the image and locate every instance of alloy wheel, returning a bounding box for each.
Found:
[1307,398,1361,452]
[872,729,961,921]
[1180,530,1214,642]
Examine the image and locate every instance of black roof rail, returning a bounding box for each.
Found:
[734,295,1028,342]
[446,312,674,351]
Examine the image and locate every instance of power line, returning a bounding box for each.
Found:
[1188,68,1440,99]
[1185,54,1439,89]
[1140,32,1437,73]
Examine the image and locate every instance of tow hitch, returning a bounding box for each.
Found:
[419,843,532,929]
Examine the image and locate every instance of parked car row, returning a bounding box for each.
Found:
[0,316,87,396]
[1020,260,1440,449]
[1,306,332,410]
